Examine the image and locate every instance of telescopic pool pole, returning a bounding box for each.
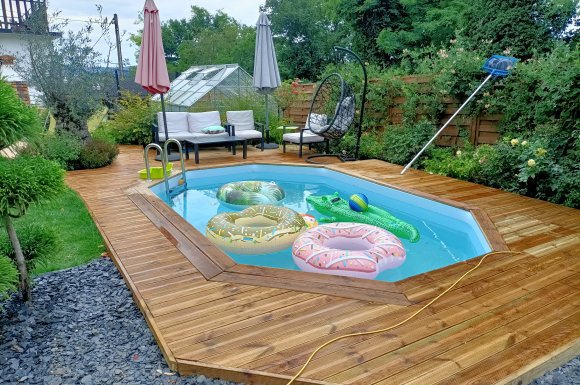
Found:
[400,55,517,175]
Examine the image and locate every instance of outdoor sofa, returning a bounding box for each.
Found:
[152,110,265,148]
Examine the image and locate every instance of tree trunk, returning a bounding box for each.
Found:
[3,216,30,301]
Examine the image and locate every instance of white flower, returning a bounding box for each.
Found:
[456,150,462,157]
[527,159,536,167]
[510,139,519,146]
[521,140,528,146]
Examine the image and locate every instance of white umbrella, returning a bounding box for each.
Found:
[253,11,281,150]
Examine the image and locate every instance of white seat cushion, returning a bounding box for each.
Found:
[158,131,229,141]
[283,131,326,144]
[235,130,263,140]
[226,110,256,131]
[157,112,189,134]
[158,131,195,141]
[188,132,229,140]
[187,111,222,133]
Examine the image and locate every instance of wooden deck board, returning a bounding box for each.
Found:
[66,145,580,384]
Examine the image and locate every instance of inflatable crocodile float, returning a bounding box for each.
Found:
[306,192,420,242]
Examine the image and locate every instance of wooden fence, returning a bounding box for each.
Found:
[284,76,502,147]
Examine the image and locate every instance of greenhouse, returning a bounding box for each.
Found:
[159,64,256,111]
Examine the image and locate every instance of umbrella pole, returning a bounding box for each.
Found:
[261,94,279,150]
[157,93,181,161]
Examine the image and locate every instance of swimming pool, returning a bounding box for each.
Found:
[151,164,492,282]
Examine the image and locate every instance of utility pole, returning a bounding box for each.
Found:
[113,14,124,79]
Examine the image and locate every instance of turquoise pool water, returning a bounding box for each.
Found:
[151,165,491,282]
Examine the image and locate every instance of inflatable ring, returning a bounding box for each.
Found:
[292,222,406,280]
[217,181,285,207]
[206,205,308,254]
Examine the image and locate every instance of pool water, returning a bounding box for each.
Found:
[151,165,491,282]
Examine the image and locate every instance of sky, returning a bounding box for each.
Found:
[47,0,264,66]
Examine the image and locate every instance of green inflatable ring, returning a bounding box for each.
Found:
[217,181,285,207]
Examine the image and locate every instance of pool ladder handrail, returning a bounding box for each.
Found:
[163,139,188,193]
[143,140,187,197]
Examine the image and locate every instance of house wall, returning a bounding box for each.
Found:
[0,33,40,103]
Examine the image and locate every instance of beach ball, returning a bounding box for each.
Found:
[349,194,368,212]
[300,213,318,229]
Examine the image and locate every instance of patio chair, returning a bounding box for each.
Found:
[282,113,330,158]
[225,110,265,150]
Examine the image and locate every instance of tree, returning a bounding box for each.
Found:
[378,0,466,55]
[460,0,579,59]
[265,0,341,80]
[131,6,256,73]
[176,15,255,73]
[13,12,115,139]
[0,80,65,301]
[340,0,406,64]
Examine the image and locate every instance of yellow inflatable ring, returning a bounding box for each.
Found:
[206,205,308,254]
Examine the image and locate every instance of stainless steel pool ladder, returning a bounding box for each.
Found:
[143,140,188,197]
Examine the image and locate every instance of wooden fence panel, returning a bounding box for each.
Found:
[284,77,502,147]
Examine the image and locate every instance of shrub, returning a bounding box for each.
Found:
[0,255,18,302]
[102,91,159,145]
[0,155,65,300]
[78,139,119,169]
[0,80,42,150]
[422,146,481,180]
[0,223,60,268]
[26,132,83,170]
[91,123,118,144]
[382,121,437,165]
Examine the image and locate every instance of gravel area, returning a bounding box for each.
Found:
[0,258,577,385]
[0,258,241,385]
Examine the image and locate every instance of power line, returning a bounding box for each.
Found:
[50,16,110,25]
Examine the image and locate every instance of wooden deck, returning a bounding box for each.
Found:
[66,145,580,385]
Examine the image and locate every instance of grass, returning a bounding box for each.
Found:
[12,187,105,275]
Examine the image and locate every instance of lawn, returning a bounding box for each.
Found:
[15,188,105,275]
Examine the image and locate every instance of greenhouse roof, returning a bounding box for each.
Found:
[158,64,253,108]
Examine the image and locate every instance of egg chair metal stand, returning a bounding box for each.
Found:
[306,46,368,164]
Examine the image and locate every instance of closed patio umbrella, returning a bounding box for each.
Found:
[135,0,179,160]
[253,11,282,150]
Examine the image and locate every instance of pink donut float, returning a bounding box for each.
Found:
[291,222,406,280]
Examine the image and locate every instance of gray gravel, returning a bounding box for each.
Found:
[0,258,577,385]
[0,258,241,385]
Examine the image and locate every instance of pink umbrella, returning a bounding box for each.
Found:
[135,0,173,151]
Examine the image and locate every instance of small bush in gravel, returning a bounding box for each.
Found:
[0,255,18,303]
[0,155,65,301]
[0,223,59,268]
[78,138,119,169]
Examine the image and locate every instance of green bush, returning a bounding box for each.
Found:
[91,123,118,144]
[382,121,437,165]
[26,132,83,170]
[0,223,60,268]
[101,91,159,145]
[0,155,66,218]
[78,138,119,169]
[0,80,42,150]
[421,136,579,208]
[0,255,18,302]
[422,146,481,180]
[23,132,118,170]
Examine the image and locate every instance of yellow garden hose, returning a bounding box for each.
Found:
[286,250,519,385]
